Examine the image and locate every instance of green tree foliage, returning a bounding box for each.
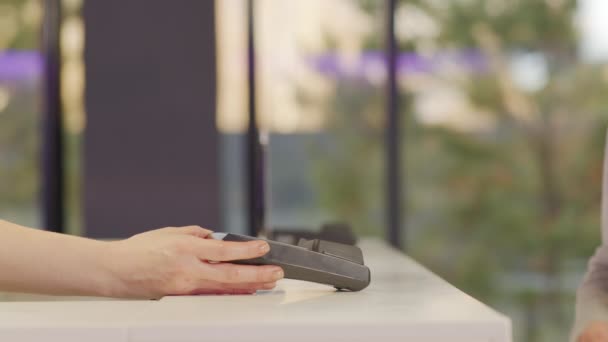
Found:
[312,0,608,340]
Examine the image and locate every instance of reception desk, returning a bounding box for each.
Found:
[0,239,512,342]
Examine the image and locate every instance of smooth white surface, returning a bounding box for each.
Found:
[0,239,512,342]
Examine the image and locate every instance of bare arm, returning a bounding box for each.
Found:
[0,220,283,299]
[573,247,608,341]
[573,131,608,341]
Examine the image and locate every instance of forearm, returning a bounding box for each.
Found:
[572,246,608,341]
[0,220,118,297]
[0,221,282,299]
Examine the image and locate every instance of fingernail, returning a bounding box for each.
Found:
[257,241,270,253]
[272,269,284,280]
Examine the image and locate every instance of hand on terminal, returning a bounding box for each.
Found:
[104,226,284,298]
[0,220,284,299]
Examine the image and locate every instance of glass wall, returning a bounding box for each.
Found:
[218,0,608,340]
[217,0,387,236]
[397,1,606,340]
[2,1,602,339]
[60,0,85,235]
[0,0,43,227]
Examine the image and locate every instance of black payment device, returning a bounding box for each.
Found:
[210,233,371,292]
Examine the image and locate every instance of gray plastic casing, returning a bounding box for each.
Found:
[210,233,371,291]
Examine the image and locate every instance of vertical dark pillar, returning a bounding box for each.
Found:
[41,0,64,233]
[83,1,220,238]
[386,0,404,249]
[246,0,265,237]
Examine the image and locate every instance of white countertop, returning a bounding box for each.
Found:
[0,239,512,342]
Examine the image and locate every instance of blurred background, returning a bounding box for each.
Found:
[1,0,608,340]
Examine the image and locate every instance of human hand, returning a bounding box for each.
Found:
[578,322,608,342]
[100,226,283,299]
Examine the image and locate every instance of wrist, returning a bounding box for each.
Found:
[94,240,131,298]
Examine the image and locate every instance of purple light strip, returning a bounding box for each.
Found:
[307,50,488,79]
[0,50,42,82]
[0,49,488,83]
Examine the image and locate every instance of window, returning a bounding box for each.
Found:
[218,0,608,340]
[400,0,607,340]
[217,0,387,237]
[0,0,43,227]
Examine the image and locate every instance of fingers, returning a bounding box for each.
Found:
[203,263,284,284]
[205,289,256,295]
[261,282,277,290]
[223,282,277,290]
[183,282,277,296]
[203,282,277,292]
[172,225,212,238]
[189,288,256,295]
[158,226,213,239]
[193,238,270,261]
